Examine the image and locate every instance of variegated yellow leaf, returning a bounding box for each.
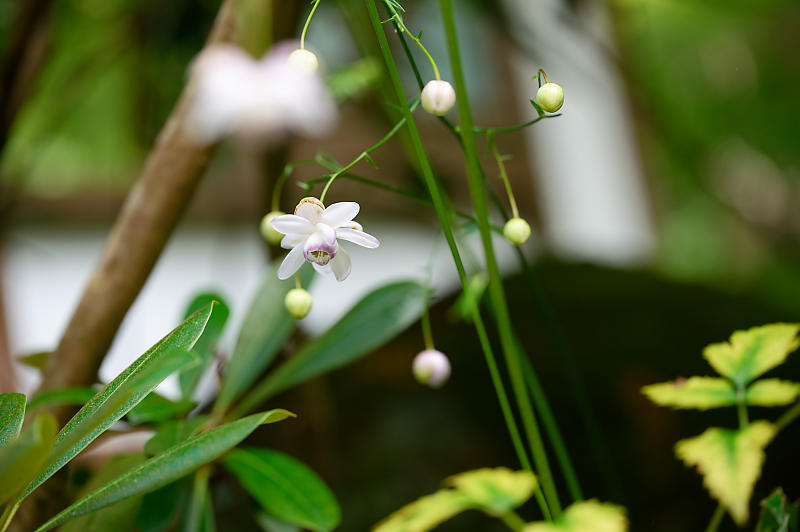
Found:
[703,324,799,386]
[675,421,775,525]
[446,467,537,516]
[745,379,800,407]
[642,377,736,410]
[372,489,474,532]
[523,500,628,532]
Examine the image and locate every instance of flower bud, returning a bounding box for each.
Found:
[287,49,319,74]
[503,217,531,246]
[421,80,456,116]
[412,349,451,388]
[536,82,564,113]
[260,211,285,245]
[285,288,313,319]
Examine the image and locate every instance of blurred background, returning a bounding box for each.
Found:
[1,0,799,530]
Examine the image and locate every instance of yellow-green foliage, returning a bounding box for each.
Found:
[372,490,473,532]
[642,377,735,410]
[744,379,800,407]
[523,500,628,532]
[675,421,775,525]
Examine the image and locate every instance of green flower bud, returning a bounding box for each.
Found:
[260,211,285,245]
[288,49,319,74]
[536,82,564,113]
[503,217,531,246]
[285,288,313,319]
[421,80,456,116]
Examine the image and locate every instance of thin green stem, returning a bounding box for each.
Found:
[737,401,749,428]
[299,0,321,50]
[472,114,558,135]
[420,305,435,350]
[439,0,561,517]
[272,161,315,212]
[318,98,419,203]
[382,0,440,80]
[705,504,725,532]
[490,140,519,218]
[500,509,528,531]
[0,501,20,532]
[775,400,800,434]
[184,466,212,532]
[365,0,536,497]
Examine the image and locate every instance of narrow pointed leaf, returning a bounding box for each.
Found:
[28,387,96,410]
[236,281,425,414]
[144,417,209,457]
[223,448,340,531]
[746,379,800,407]
[523,500,628,532]
[642,377,736,410]
[179,293,230,400]
[21,304,214,500]
[0,413,57,504]
[215,263,313,413]
[35,410,294,531]
[676,421,775,525]
[703,324,800,387]
[127,393,195,425]
[0,392,26,447]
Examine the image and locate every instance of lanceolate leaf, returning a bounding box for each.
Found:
[28,387,97,411]
[223,448,340,531]
[35,410,295,532]
[641,377,736,410]
[127,393,195,425]
[234,281,426,415]
[0,414,57,504]
[179,292,230,400]
[746,379,800,407]
[0,392,26,447]
[21,304,214,501]
[703,324,800,387]
[676,421,775,525]
[523,500,628,532]
[144,417,209,457]
[215,263,313,413]
[445,468,537,516]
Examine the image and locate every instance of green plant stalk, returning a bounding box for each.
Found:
[705,504,725,532]
[438,0,562,517]
[775,399,800,433]
[364,0,539,505]
[500,510,527,531]
[300,0,321,50]
[0,501,20,532]
[184,466,212,532]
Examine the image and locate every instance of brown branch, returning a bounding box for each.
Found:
[40,0,238,402]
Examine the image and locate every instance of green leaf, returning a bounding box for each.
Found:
[522,500,628,532]
[373,490,474,532]
[144,417,209,457]
[35,410,294,532]
[0,392,26,447]
[127,393,195,425]
[641,377,736,410]
[18,351,50,370]
[675,421,775,525]
[746,379,800,407]
[757,488,799,532]
[214,263,313,414]
[0,414,57,504]
[21,304,214,501]
[223,448,340,532]
[703,324,800,387]
[179,293,230,400]
[445,468,537,516]
[61,454,146,532]
[28,387,96,410]
[235,281,426,414]
[136,479,191,532]
[256,513,301,532]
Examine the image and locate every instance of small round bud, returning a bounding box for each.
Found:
[536,82,564,113]
[285,288,313,319]
[288,49,319,74]
[421,80,456,116]
[412,349,451,388]
[503,217,531,246]
[260,211,285,245]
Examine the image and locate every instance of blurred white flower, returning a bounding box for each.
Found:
[413,349,451,388]
[187,42,337,144]
[271,197,379,282]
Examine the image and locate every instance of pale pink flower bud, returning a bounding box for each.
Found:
[413,349,451,388]
[421,80,456,116]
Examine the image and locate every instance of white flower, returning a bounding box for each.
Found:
[421,80,456,116]
[187,42,337,144]
[270,197,379,282]
[413,350,451,388]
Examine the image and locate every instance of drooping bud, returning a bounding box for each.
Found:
[536,82,564,113]
[260,211,285,245]
[288,49,319,74]
[285,288,313,319]
[503,217,531,246]
[421,80,456,116]
[412,349,451,388]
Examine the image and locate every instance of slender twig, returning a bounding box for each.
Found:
[705,504,725,532]
[775,400,800,434]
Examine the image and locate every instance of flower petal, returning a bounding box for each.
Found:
[277,244,305,280]
[280,234,306,250]
[316,223,337,246]
[295,199,324,222]
[271,214,315,236]
[329,247,352,281]
[336,228,379,248]
[323,202,360,227]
